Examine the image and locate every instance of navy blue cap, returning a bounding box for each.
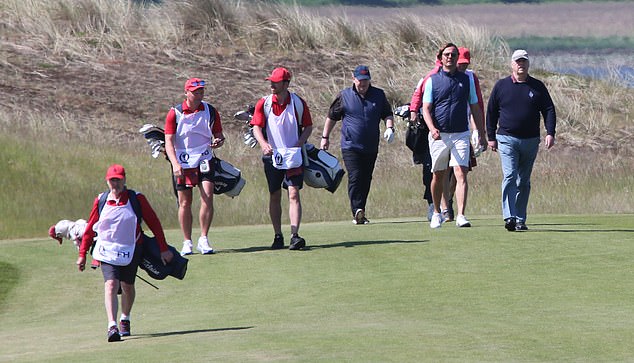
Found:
[353,65,371,80]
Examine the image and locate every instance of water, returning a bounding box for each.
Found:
[533,52,634,88]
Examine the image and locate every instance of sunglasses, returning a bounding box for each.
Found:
[190,80,205,87]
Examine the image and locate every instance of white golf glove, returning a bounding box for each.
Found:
[471,129,484,157]
[383,127,395,144]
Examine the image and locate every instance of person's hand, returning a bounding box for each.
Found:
[544,135,555,150]
[320,137,329,150]
[161,249,174,265]
[211,137,225,148]
[172,163,183,178]
[76,256,86,272]
[260,142,273,156]
[430,128,441,140]
[488,140,498,152]
[383,127,395,144]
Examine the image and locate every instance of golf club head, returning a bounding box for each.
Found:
[394,104,411,120]
[234,110,251,121]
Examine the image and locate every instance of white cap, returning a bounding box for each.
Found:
[512,49,529,62]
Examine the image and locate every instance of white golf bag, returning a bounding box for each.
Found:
[302,143,345,193]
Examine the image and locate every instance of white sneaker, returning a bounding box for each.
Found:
[180,240,193,256]
[456,215,471,228]
[430,212,444,229]
[197,236,215,255]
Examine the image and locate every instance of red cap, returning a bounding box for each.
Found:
[184,78,206,92]
[266,67,292,82]
[458,47,471,64]
[49,225,62,244]
[105,164,126,180]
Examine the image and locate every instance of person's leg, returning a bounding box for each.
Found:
[357,152,377,213]
[198,180,214,238]
[177,189,194,241]
[104,278,119,326]
[342,149,363,216]
[431,169,447,214]
[288,186,301,235]
[515,137,540,223]
[496,135,520,221]
[269,189,282,235]
[120,282,135,317]
[453,166,469,216]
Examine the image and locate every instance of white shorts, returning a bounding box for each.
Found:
[429,130,471,172]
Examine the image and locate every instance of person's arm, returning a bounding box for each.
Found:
[164,108,183,178]
[137,193,173,264]
[76,197,99,271]
[250,98,272,156]
[296,98,313,147]
[540,83,557,150]
[211,108,225,149]
[486,82,500,151]
[421,78,440,140]
[321,93,343,150]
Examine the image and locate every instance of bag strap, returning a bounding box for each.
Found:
[97,189,143,226]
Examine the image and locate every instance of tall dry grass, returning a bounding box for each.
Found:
[0,0,632,239]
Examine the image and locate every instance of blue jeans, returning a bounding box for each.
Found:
[496,135,540,223]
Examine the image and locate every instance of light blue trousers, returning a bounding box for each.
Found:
[496,135,540,222]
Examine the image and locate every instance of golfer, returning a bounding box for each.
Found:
[486,49,556,231]
[76,164,173,342]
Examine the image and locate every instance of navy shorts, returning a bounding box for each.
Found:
[262,156,303,193]
[100,245,143,284]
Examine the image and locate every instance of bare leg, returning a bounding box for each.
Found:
[269,190,282,235]
[288,186,302,235]
[198,181,214,237]
[431,169,447,214]
[120,281,135,317]
[453,166,469,216]
[104,279,119,325]
[177,189,194,241]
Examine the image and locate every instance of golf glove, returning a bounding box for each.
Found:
[471,129,484,157]
[383,127,395,144]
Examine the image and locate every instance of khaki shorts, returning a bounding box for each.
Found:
[429,130,471,172]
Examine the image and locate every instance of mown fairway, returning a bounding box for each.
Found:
[2,214,634,362]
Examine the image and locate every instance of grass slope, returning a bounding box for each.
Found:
[2,214,634,362]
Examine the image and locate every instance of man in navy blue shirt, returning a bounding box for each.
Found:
[486,49,557,231]
[321,65,395,225]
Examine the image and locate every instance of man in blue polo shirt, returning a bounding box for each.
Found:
[486,49,556,231]
[422,43,486,229]
[321,65,395,225]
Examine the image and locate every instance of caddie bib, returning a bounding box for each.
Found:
[174,103,214,168]
[92,199,138,266]
[265,95,300,151]
[272,147,303,170]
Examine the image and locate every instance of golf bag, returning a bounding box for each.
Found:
[212,158,246,197]
[302,143,345,193]
[140,234,188,280]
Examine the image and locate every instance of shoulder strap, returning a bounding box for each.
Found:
[97,189,143,223]
[263,94,303,127]
[173,103,215,128]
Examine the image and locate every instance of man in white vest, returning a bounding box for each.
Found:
[165,78,225,255]
[250,67,313,250]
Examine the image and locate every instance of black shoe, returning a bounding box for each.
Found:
[504,217,516,232]
[289,235,306,250]
[515,221,528,231]
[107,325,121,342]
[119,319,130,337]
[271,234,284,250]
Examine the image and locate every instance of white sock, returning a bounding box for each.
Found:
[109,321,117,329]
[120,314,130,321]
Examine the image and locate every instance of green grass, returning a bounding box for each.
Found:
[2,214,634,362]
